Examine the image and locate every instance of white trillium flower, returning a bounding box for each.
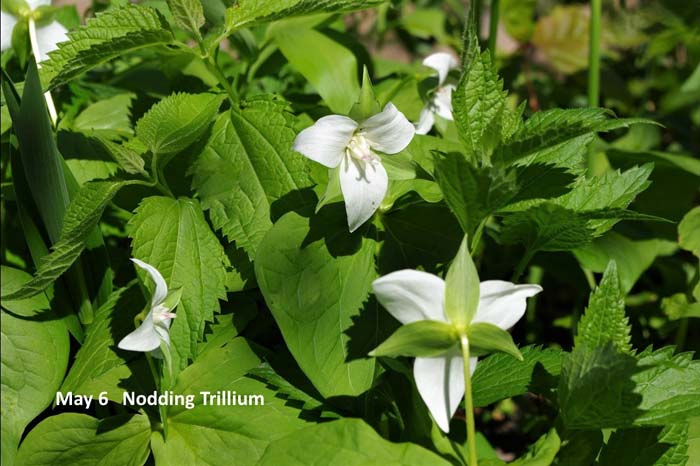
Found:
[372,269,542,432]
[293,103,415,232]
[118,258,178,356]
[1,0,68,62]
[416,52,459,135]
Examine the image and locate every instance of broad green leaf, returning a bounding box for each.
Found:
[468,322,524,361]
[1,181,128,302]
[225,0,385,31]
[510,429,561,466]
[97,138,147,175]
[369,320,458,357]
[14,413,151,466]
[493,108,656,166]
[0,266,49,317]
[531,5,591,74]
[42,5,174,89]
[191,97,313,257]
[679,206,700,257]
[597,424,689,466]
[444,236,480,327]
[559,344,642,430]
[607,148,700,177]
[471,346,563,407]
[574,232,677,294]
[60,286,153,403]
[152,338,310,466]
[555,431,604,466]
[72,94,135,140]
[575,261,632,353]
[135,92,223,156]
[167,0,205,38]
[269,22,359,114]
[255,211,377,397]
[1,271,69,466]
[128,196,229,373]
[256,418,452,466]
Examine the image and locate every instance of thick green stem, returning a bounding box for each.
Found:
[488,0,500,57]
[588,0,602,107]
[460,334,478,466]
[205,57,238,103]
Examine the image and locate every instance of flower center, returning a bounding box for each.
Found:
[152,304,176,323]
[346,134,375,163]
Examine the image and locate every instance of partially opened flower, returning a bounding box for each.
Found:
[293,103,415,232]
[372,269,541,432]
[1,0,68,62]
[416,52,459,135]
[118,258,180,356]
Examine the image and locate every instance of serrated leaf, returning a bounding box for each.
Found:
[678,206,700,257]
[511,429,561,466]
[1,181,128,302]
[596,424,689,466]
[127,196,228,374]
[191,97,313,257]
[255,210,377,397]
[14,414,151,466]
[575,261,633,353]
[370,320,458,357]
[471,346,563,407]
[136,92,223,156]
[42,5,174,89]
[97,138,147,175]
[167,0,205,38]
[225,0,385,31]
[71,94,134,140]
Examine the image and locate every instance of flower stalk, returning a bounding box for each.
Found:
[588,0,602,107]
[460,333,478,466]
[488,0,500,57]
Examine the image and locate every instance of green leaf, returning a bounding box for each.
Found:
[511,429,561,466]
[575,261,633,353]
[662,294,700,320]
[191,97,313,257]
[42,5,175,89]
[596,424,690,466]
[152,338,310,466]
[0,266,49,317]
[679,206,700,257]
[501,0,536,42]
[225,0,385,30]
[15,414,151,466]
[1,181,128,302]
[444,236,480,327]
[369,320,458,357]
[559,344,642,430]
[471,346,563,407]
[349,67,381,121]
[493,108,656,166]
[97,137,147,175]
[468,322,524,361]
[71,94,135,140]
[167,0,205,38]
[135,92,223,156]
[128,196,229,373]
[269,22,359,114]
[255,211,377,397]
[256,418,453,466]
[1,280,69,466]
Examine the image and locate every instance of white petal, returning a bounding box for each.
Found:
[293,115,357,168]
[26,0,52,9]
[1,12,18,51]
[433,85,455,121]
[117,309,161,352]
[415,105,435,135]
[339,154,387,232]
[131,258,168,307]
[372,269,446,324]
[473,281,543,330]
[414,350,477,433]
[423,52,458,86]
[35,20,68,63]
[360,103,415,154]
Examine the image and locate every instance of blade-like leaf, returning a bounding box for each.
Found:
[369,320,458,358]
[468,322,524,361]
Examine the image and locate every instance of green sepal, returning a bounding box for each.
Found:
[11,17,29,65]
[369,320,458,358]
[33,6,59,26]
[162,287,183,311]
[316,166,342,213]
[2,0,29,16]
[468,322,524,361]
[348,66,380,122]
[444,235,480,328]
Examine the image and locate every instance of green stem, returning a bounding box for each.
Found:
[205,56,238,103]
[460,334,478,466]
[511,249,536,282]
[588,0,602,107]
[488,0,500,57]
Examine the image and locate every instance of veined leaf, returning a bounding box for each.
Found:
[14,414,151,466]
[225,0,386,31]
[97,138,147,175]
[597,424,690,466]
[1,181,129,302]
[191,96,313,257]
[575,261,633,353]
[128,196,229,374]
[678,206,700,257]
[72,94,135,140]
[42,5,174,89]
[167,0,205,38]
[510,429,561,466]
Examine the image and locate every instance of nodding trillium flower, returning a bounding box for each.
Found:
[293,103,415,232]
[118,259,180,356]
[416,52,459,135]
[372,270,542,432]
[1,0,68,62]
